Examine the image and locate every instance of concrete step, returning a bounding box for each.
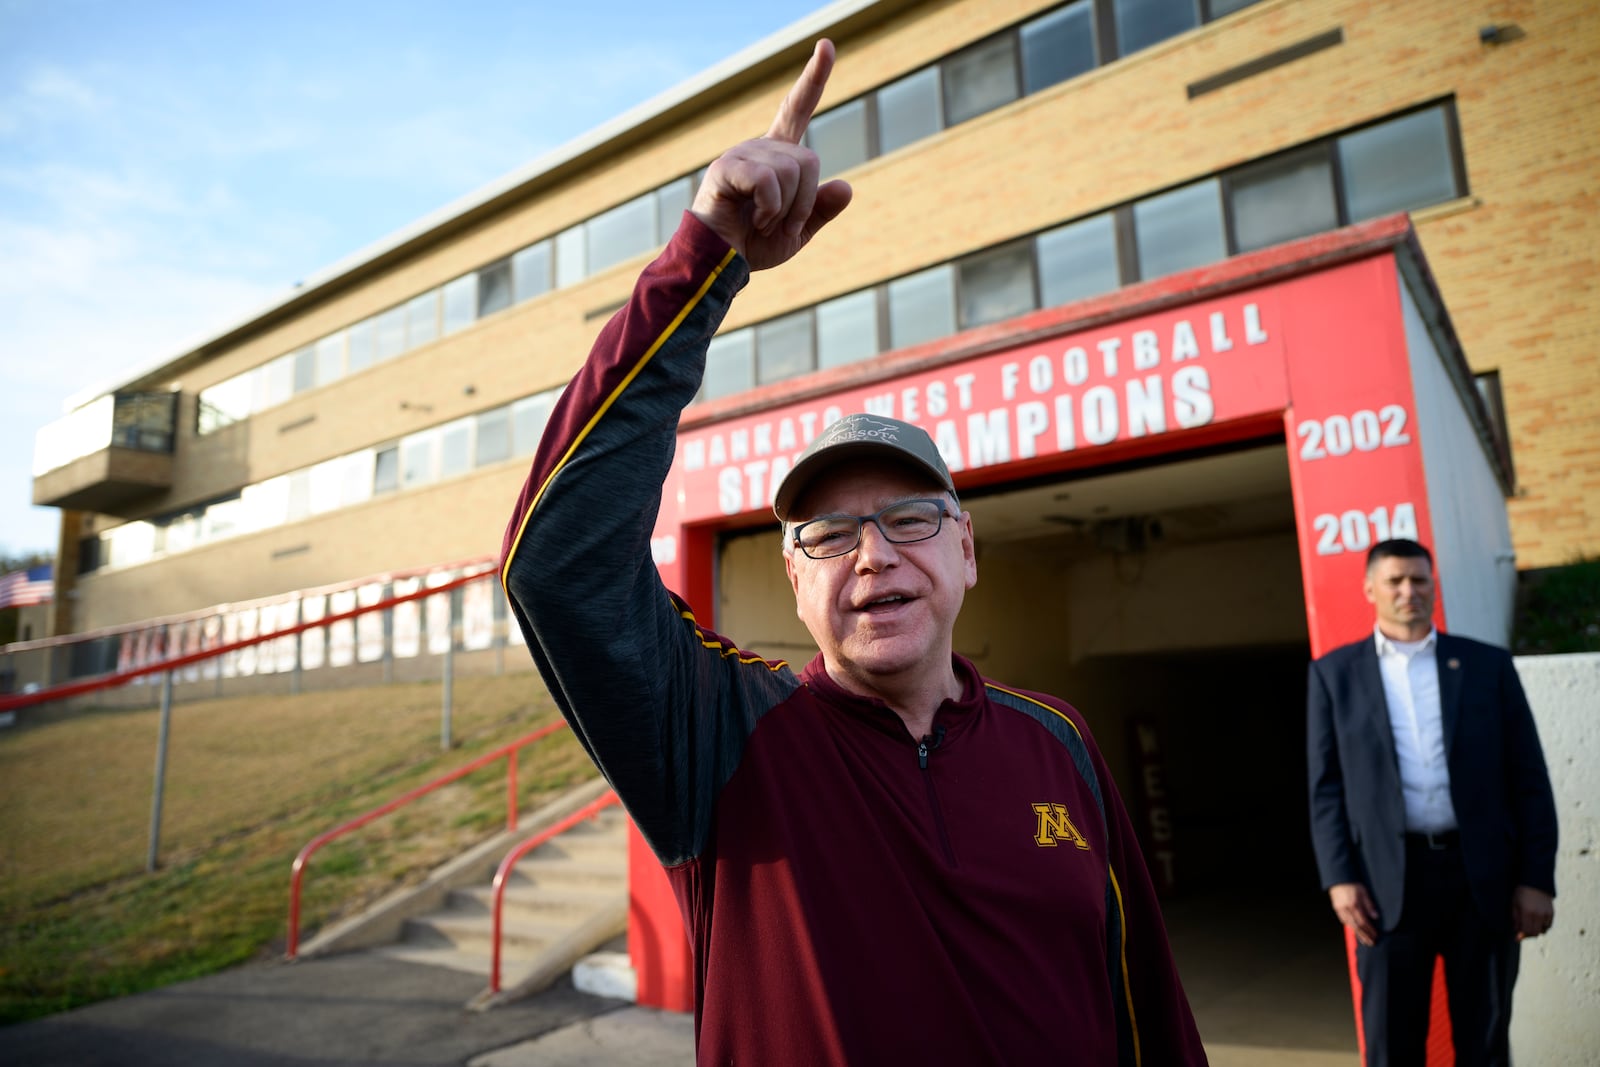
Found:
[501,855,627,891]
[400,912,561,957]
[372,941,540,987]
[449,883,623,923]
[371,793,630,1005]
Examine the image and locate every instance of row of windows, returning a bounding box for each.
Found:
[103,96,1464,573]
[86,387,563,574]
[700,102,1464,401]
[195,0,1261,436]
[192,174,689,436]
[806,0,1258,179]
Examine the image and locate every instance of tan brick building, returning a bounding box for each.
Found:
[31,0,1598,636]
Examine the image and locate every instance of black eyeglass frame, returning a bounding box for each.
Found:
[789,497,955,560]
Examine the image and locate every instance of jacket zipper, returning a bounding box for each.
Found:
[918,728,957,865]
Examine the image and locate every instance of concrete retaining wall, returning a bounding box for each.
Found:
[1511,652,1600,1064]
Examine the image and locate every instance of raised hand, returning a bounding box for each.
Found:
[690,39,854,271]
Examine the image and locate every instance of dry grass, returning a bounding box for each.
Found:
[0,668,600,1024]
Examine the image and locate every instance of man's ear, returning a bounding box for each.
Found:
[961,512,978,590]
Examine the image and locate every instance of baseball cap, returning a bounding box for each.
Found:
[772,413,958,521]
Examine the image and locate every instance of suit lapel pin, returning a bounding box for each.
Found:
[1447,658,1461,670]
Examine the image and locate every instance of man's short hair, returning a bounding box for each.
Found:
[1366,538,1433,573]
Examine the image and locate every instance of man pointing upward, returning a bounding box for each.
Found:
[501,40,1206,1065]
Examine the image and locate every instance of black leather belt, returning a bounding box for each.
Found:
[1406,830,1460,849]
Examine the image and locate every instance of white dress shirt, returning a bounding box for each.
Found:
[1374,626,1458,833]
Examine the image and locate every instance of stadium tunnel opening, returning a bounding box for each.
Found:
[713,436,1357,1054]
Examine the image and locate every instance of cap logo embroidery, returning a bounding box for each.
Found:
[822,417,901,447]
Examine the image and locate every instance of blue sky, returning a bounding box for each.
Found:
[0,0,823,557]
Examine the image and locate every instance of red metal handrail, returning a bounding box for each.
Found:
[286,719,571,959]
[488,789,623,994]
[2,554,497,655]
[0,565,496,714]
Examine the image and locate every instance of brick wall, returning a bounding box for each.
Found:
[64,0,1598,629]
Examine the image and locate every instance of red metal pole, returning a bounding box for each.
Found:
[507,748,519,831]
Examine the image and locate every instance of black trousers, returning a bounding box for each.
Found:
[1356,836,1520,1067]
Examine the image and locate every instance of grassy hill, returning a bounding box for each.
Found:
[0,670,595,1025]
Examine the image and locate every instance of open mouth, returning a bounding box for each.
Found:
[860,594,910,613]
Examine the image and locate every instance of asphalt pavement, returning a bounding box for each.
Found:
[0,950,695,1067]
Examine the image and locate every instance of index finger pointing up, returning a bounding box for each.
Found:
[766,39,835,144]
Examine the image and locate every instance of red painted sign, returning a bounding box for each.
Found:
[1277,255,1439,656]
[662,291,1288,530]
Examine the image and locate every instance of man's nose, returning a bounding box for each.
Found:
[854,520,900,571]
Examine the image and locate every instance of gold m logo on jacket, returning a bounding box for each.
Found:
[1032,802,1090,849]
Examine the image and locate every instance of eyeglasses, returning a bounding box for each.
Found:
[790,498,952,560]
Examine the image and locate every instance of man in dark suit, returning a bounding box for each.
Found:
[1307,538,1558,1066]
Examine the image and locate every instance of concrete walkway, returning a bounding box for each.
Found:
[1,942,1352,1067]
[2,889,1358,1066]
[0,951,670,1067]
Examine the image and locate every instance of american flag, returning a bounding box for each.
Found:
[0,565,52,609]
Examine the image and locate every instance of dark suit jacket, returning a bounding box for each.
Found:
[1307,630,1558,932]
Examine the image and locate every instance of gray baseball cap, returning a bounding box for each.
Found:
[772,413,958,521]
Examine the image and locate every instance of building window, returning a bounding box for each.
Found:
[654,178,694,243]
[959,242,1036,329]
[197,376,252,435]
[375,306,406,362]
[808,98,871,179]
[77,535,101,575]
[1338,106,1462,223]
[442,274,478,336]
[346,318,376,373]
[1038,212,1121,306]
[587,194,656,275]
[291,346,316,394]
[944,35,1021,127]
[1021,1,1097,94]
[478,258,513,317]
[1474,370,1516,487]
[1229,148,1339,253]
[314,332,346,386]
[702,330,755,402]
[816,290,880,369]
[1206,0,1261,17]
[888,265,956,350]
[284,470,312,523]
[877,67,943,157]
[204,495,248,543]
[400,431,438,488]
[1113,0,1199,58]
[341,450,375,507]
[163,512,198,555]
[257,355,294,410]
[374,445,400,494]
[1133,177,1227,280]
[756,311,815,385]
[309,457,346,515]
[406,291,440,348]
[476,406,511,466]
[437,418,474,479]
[513,241,552,303]
[511,391,557,455]
[554,225,587,288]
